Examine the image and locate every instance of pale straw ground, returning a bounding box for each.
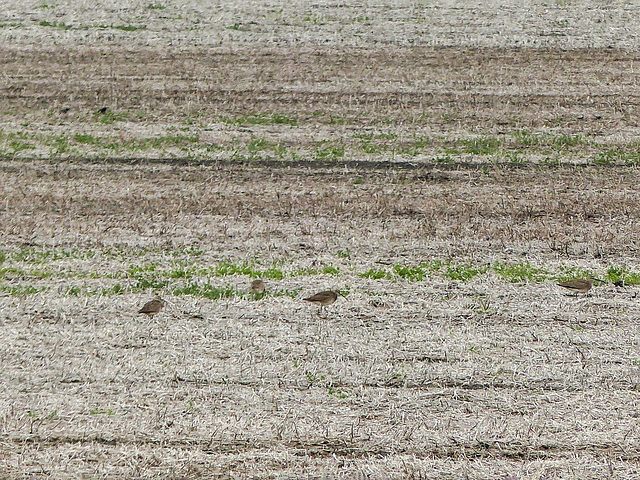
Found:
[1,1,640,479]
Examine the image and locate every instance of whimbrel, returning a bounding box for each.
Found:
[138,297,165,317]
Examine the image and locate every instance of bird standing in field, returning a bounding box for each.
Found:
[138,297,165,317]
[251,279,266,294]
[557,277,596,296]
[303,290,343,315]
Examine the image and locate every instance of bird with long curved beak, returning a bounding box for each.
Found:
[138,296,165,317]
[303,290,345,315]
[557,277,601,296]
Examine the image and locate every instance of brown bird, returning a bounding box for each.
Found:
[251,279,266,294]
[138,297,165,317]
[557,277,595,295]
[303,290,343,314]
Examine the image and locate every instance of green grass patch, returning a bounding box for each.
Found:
[89,408,116,416]
[360,140,383,154]
[396,136,432,156]
[443,264,488,281]
[261,267,286,280]
[0,284,47,296]
[359,268,391,280]
[392,264,427,281]
[214,261,257,277]
[9,140,36,153]
[220,113,297,126]
[38,20,72,30]
[113,25,146,31]
[44,135,70,155]
[8,247,95,264]
[493,262,549,283]
[604,265,640,285]
[93,109,128,125]
[173,282,237,300]
[94,283,127,296]
[456,137,502,155]
[315,143,344,161]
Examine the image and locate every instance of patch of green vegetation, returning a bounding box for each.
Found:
[270,288,301,299]
[168,267,197,279]
[113,25,146,32]
[288,264,340,277]
[456,137,502,155]
[493,262,549,283]
[355,132,398,141]
[551,134,583,147]
[214,261,256,277]
[433,154,452,164]
[0,267,26,279]
[594,148,640,165]
[89,408,116,415]
[93,110,128,125]
[8,140,35,153]
[359,268,392,280]
[393,264,427,281]
[396,136,432,156]
[305,372,326,385]
[127,264,169,290]
[38,20,71,30]
[328,386,349,398]
[173,282,237,300]
[604,265,640,286]
[316,265,339,276]
[302,15,325,25]
[65,285,82,296]
[221,113,297,126]
[9,247,95,264]
[0,284,47,296]
[147,3,166,9]
[247,137,273,157]
[360,261,443,281]
[131,275,169,290]
[511,130,587,151]
[261,267,285,280]
[96,283,127,296]
[315,142,344,161]
[336,248,351,259]
[444,264,488,281]
[73,132,200,151]
[506,151,524,164]
[129,263,158,275]
[44,135,70,155]
[324,114,348,125]
[360,140,383,154]
[512,130,539,147]
[182,246,204,257]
